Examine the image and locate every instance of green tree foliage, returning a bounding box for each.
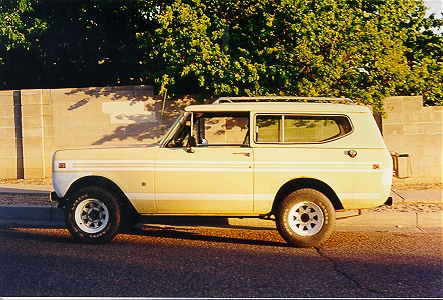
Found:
[1,0,441,109]
[402,14,443,106]
[0,1,147,89]
[0,0,46,59]
[138,0,443,112]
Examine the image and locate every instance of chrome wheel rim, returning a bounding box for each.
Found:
[75,198,109,233]
[287,201,324,236]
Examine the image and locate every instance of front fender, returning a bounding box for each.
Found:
[52,171,92,198]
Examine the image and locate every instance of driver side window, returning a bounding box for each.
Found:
[193,113,249,146]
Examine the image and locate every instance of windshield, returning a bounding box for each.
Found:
[159,111,191,147]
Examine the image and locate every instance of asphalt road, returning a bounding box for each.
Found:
[0,225,441,298]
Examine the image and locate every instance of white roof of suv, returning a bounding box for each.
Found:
[185,97,370,114]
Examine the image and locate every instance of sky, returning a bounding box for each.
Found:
[424,0,443,17]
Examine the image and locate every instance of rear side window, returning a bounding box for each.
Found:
[255,114,352,143]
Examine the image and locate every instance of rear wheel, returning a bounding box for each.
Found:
[276,188,335,247]
[65,187,121,244]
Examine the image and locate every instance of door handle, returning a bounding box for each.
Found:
[233,152,250,157]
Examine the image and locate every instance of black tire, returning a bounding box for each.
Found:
[64,187,121,244]
[276,188,335,248]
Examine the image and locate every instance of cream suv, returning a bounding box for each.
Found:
[51,97,393,247]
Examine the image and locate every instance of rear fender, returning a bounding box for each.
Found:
[272,178,343,215]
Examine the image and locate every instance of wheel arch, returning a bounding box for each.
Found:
[63,176,125,201]
[59,175,139,230]
[271,178,343,215]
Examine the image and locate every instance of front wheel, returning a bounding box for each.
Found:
[276,189,335,247]
[65,187,121,244]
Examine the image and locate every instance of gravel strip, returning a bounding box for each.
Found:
[0,194,55,207]
[365,202,442,213]
[0,178,52,185]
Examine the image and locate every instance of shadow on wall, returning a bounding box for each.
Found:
[92,117,169,145]
[62,87,200,146]
[90,97,200,145]
[65,86,156,111]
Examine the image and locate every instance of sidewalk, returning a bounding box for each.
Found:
[0,184,441,232]
[0,184,53,195]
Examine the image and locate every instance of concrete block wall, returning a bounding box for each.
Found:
[21,89,47,178]
[383,96,442,184]
[1,87,441,184]
[0,87,194,179]
[0,90,18,179]
[6,85,197,179]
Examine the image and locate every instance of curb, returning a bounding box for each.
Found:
[335,211,442,232]
[0,190,50,196]
[0,205,64,222]
[1,185,441,233]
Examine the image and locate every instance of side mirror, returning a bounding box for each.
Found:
[187,136,197,153]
